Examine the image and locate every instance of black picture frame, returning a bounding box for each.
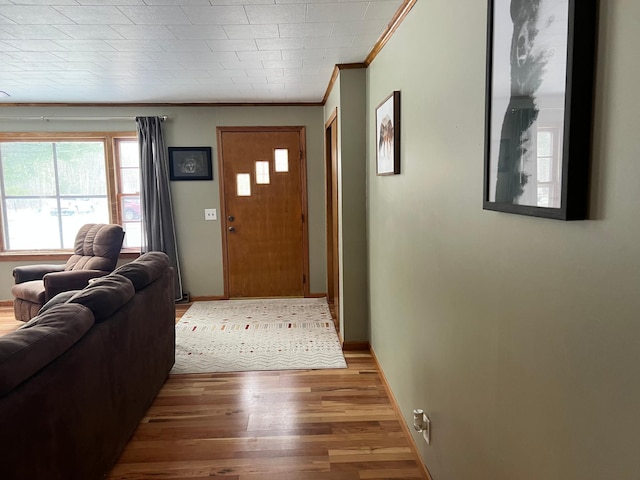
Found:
[483,0,597,220]
[376,91,401,175]
[168,147,213,181]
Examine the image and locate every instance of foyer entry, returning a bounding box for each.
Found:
[217,127,309,298]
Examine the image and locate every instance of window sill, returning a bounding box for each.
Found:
[0,249,141,262]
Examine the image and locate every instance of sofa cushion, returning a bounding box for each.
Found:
[10,280,45,304]
[112,251,170,291]
[38,289,81,315]
[67,274,135,322]
[0,303,94,396]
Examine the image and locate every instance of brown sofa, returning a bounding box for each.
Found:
[0,251,175,480]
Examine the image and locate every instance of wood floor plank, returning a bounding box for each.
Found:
[0,316,22,335]
[109,353,428,479]
[0,307,428,480]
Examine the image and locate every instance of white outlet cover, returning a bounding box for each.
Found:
[422,414,431,444]
[204,208,217,220]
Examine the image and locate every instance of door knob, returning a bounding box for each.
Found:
[228,215,235,222]
[228,226,236,232]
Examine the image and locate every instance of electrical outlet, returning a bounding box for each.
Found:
[422,414,431,444]
[413,409,424,431]
[204,208,217,221]
[412,409,431,444]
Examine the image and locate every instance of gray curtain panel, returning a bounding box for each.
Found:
[135,116,183,301]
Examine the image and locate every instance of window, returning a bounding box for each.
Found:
[255,161,270,184]
[114,139,141,249]
[274,148,289,172]
[0,133,140,252]
[236,173,251,196]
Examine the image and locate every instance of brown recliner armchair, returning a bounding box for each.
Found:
[11,223,125,321]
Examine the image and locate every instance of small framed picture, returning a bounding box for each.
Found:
[376,91,401,176]
[168,147,213,181]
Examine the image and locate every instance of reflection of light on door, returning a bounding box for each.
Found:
[236,173,251,196]
[255,161,270,184]
[274,149,288,172]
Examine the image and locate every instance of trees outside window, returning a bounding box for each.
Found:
[0,133,141,252]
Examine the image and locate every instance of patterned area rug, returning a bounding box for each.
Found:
[171,298,347,374]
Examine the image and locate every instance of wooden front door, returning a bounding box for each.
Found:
[218,127,308,298]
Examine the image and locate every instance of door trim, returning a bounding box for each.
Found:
[324,109,340,328]
[216,126,310,299]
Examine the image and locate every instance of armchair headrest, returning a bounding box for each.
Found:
[65,224,125,272]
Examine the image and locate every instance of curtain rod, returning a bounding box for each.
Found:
[0,115,168,122]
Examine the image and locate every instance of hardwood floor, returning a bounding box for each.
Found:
[0,307,22,336]
[0,305,428,480]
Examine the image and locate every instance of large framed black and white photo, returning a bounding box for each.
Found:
[483,0,597,220]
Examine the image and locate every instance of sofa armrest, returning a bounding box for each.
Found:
[13,264,65,284]
[43,270,109,301]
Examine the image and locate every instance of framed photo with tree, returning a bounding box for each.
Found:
[376,91,401,176]
[483,0,597,220]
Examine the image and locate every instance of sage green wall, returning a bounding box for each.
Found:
[323,69,369,342]
[338,69,369,342]
[0,105,326,300]
[367,1,640,480]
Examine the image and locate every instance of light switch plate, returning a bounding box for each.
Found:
[204,208,217,220]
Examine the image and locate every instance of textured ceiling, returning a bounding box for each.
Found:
[0,0,403,104]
